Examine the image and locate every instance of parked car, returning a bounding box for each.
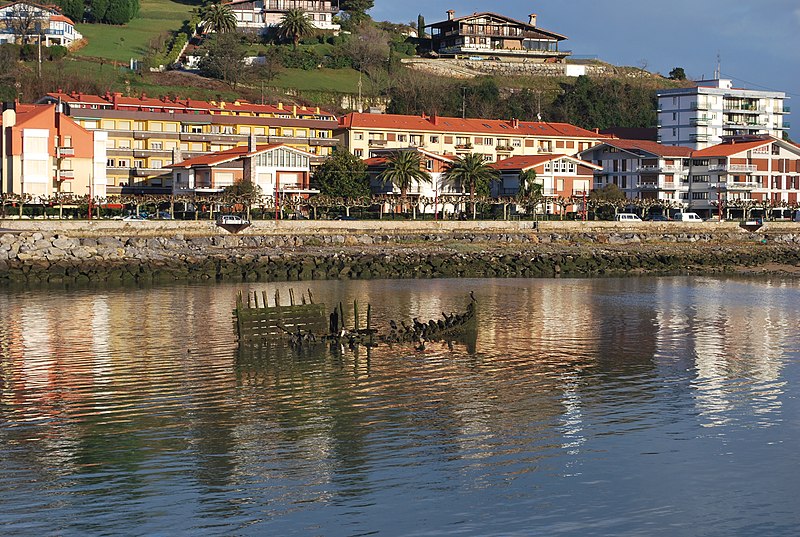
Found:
[672,212,703,222]
[793,210,800,223]
[614,213,642,222]
[216,215,248,225]
[645,214,671,222]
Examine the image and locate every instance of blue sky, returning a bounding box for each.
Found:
[372,0,800,138]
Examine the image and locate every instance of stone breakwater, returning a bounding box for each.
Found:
[2,222,800,285]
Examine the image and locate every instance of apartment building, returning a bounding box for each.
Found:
[38,92,338,194]
[690,136,800,219]
[427,10,569,62]
[1,102,107,198]
[657,79,789,150]
[337,112,606,163]
[489,154,600,216]
[580,136,800,219]
[0,1,83,47]
[224,0,340,33]
[579,139,694,208]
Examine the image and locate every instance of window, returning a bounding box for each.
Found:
[150,141,163,150]
[150,122,163,132]
[151,159,163,169]
[354,149,363,157]
[692,192,708,200]
[117,159,129,167]
[512,139,522,147]
[692,175,709,182]
[354,132,364,141]
[107,159,116,167]
[425,159,433,170]
[430,135,440,144]
[101,120,115,129]
[692,159,709,166]
[397,134,407,142]
[133,160,144,168]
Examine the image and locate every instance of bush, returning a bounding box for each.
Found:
[20,44,37,62]
[276,48,322,70]
[47,45,68,61]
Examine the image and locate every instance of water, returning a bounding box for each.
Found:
[1,277,799,536]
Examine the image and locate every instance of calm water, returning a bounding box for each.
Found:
[1,277,799,536]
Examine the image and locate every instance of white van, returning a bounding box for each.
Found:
[672,212,703,222]
[216,215,248,225]
[614,213,642,222]
[793,210,800,223]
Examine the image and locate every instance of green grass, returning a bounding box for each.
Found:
[270,67,362,93]
[74,0,198,61]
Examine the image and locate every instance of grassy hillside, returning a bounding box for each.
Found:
[75,0,198,61]
[270,67,362,93]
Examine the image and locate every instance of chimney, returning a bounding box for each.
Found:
[292,104,297,116]
[140,92,146,100]
[315,106,320,114]
[529,13,537,26]
[113,92,121,108]
[432,113,439,126]
[277,102,284,110]
[447,9,455,20]
[511,118,519,129]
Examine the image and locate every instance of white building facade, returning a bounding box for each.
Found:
[224,0,340,33]
[0,2,82,47]
[657,79,788,150]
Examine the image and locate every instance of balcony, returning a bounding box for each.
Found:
[637,164,686,173]
[264,0,339,12]
[690,102,710,111]
[309,137,338,147]
[56,170,75,180]
[690,117,711,126]
[368,139,388,147]
[636,181,677,190]
[711,181,761,190]
[708,164,757,173]
[57,147,75,157]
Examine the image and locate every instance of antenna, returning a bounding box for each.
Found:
[715,52,721,79]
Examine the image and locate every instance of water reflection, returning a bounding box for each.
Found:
[0,277,799,535]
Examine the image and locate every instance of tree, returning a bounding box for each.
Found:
[589,183,627,219]
[311,147,371,198]
[417,14,425,38]
[443,153,500,219]
[277,9,313,50]
[377,150,431,218]
[200,3,237,34]
[669,67,687,81]
[57,0,85,23]
[4,3,46,45]
[198,31,249,88]
[223,180,262,220]
[340,0,373,26]
[104,0,136,25]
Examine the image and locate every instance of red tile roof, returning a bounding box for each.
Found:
[490,154,600,172]
[169,143,315,168]
[599,139,694,157]
[692,140,771,157]
[339,113,607,139]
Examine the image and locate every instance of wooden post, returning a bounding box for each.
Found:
[353,300,359,331]
[338,302,344,330]
[289,288,295,306]
[262,291,268,309]
[308,289,314,304]
[275,289,280,307]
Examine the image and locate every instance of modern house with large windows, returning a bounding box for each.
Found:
[223,0,340,33]
[657,78,789,150]
[426,10,569,62]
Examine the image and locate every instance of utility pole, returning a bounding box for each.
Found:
[461,87,467,119]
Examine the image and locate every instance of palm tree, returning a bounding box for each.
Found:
[516,169,544,219]
[377,151,432,218]
[277,9,313,50]
[443,153,500,219]
[200,3,237,34]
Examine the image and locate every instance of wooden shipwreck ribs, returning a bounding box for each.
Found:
[234,290,477,351]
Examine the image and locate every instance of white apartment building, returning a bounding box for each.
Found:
[657,79,789,150]
[579,139,694,212]
[224,0,340,33]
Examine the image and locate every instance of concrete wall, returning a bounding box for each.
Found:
[1,219,798,238]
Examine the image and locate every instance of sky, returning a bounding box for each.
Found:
[371,0,800,139]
